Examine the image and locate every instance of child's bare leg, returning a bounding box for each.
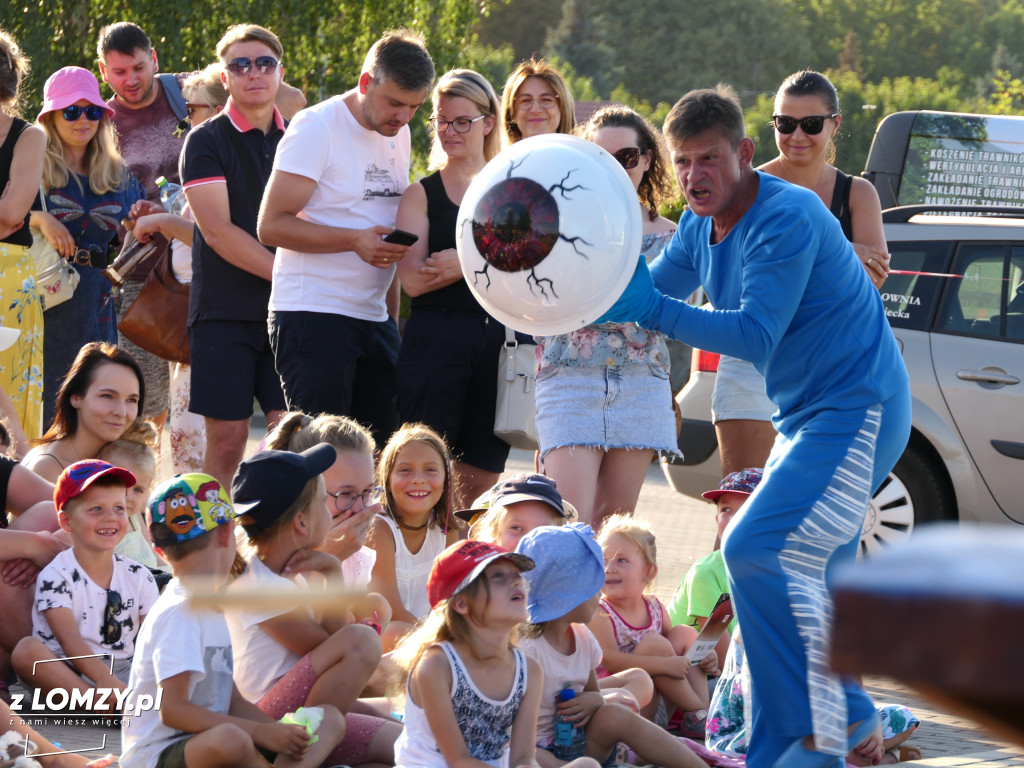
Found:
[11,637,121,714]
[598,668,653,711]
[584,703,704,768]
[633,633,706,712]
[275,705,346,768]
[307,624,381,712]
[665,625,711,709]
[2,700,113,768]
[361,652,397,699]
[184,723,275,768]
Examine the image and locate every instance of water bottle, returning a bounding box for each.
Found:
[551,686,585,760]
[156,176,185,215]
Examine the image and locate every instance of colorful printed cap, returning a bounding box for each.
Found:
[702,467,764,502]
[54,460,136,512]
[149,473,236,547]
[428,539,535,609]
[515,523,605,623]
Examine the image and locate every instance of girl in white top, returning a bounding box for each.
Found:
[392,539,599,768]
[367,423,461,650]
[226,444,401,767]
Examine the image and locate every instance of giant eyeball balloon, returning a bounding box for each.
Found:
[457,133,641,336]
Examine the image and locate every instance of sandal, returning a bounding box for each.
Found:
[899,745,923,761]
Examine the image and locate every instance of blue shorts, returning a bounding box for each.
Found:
[711,355,775,423]
[535,363,679,458]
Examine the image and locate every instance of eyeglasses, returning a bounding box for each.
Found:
[225,56,279,76]
[61,105,104,122]
[327,485,385,515]
[770,113,838,135]
[102,589,122,645]
[516,94,558,111]
[428,115,486,134]
[185,102,214,119]
[612,146,642,170]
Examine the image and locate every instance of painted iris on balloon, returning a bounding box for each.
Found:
[469,156,592,299]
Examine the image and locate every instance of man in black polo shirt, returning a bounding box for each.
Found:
[179,23,287,488]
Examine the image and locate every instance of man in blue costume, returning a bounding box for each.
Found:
[600,85,911,768]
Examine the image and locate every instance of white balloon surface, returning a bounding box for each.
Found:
[456,133,641,336]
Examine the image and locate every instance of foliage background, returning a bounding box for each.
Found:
[8,0,1024,187]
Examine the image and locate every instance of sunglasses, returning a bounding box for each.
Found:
[770,114,838,135]
[225,56,279,76]
[612,146,642,170]
[61,105,104,122]
[102,589,122,645]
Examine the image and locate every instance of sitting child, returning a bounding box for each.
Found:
[516,523,704,768]
[667,469,762,664]
[13,460,159,711]
[392,539,599,768]
[462,473,574,550]
[228,445,400,767]
[592,514,714,734]
[120,473,345,768]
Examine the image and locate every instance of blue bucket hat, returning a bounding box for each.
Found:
[515,523,605,623]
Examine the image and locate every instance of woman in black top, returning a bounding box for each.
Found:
[0,28,47,441]
[395,69,506,509]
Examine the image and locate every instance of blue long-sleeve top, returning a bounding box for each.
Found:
[650,172,907,433]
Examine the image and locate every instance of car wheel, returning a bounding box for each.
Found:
[859,445,955,557]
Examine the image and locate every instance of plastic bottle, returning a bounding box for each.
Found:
[155,175,185,216]
[551,686,585,760]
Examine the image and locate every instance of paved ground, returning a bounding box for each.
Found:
[19,444,1023,766]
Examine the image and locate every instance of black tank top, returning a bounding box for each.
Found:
[0,118,34,247]
[409,170,484,313]
[829,169,854,241]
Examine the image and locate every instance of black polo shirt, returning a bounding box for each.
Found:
[180,100,285,324]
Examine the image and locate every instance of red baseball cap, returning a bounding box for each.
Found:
[427,540,534,609]
[54,460,136,512]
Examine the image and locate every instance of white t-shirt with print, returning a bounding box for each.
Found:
[32,549,158,661]
[224,556,307,702]
[268,93,411,321]
[520,624,603,748]
[121,579,235,768]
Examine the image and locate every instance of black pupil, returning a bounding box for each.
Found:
[493,202,532,243]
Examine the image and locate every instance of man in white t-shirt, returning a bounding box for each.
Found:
[259,30,435,448]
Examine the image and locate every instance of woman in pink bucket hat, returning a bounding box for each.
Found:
[29,65,143,429]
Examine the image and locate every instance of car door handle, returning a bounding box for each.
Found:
[957,369,1020,385]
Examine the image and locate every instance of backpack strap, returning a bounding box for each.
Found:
[158,73,189,123]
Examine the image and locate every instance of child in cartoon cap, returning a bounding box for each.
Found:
[392,539,598,768]
[515,524,704,768]
[13,460,158,712]
[120,473,345,768]
[461,472,576,551]
[227,445,401,767]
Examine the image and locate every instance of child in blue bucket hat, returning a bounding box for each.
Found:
[515,524,705,768]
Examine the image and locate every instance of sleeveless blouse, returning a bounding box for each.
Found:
[0,118,33,247]
[599,594,666,653]
[376,512,446,619]
[396,641,528,768]
[829,169,854,240]
[409,171,482,313]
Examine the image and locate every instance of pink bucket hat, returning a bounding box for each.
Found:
[37,66,114,121]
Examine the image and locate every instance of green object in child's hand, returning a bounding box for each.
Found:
[280,706,324,745]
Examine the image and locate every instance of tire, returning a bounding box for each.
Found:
[859,444,956,557]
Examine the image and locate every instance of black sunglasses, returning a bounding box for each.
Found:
[61,105,104,122]
[613,146,642,170]
[770,114,838,135]
[102,589,122,645]
[226,56,279,76]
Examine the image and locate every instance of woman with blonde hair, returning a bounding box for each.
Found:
[499,57,575,145]
[0,28,47,440]
[31,67,143,428]
[395,70,513,509]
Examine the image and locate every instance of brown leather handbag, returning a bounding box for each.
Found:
[117,234,191,366]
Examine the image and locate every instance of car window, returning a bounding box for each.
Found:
[880,240,953,330]
[936,243,1024,342]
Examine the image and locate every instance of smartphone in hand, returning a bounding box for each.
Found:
[382,228,419,246]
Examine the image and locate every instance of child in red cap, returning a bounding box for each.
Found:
[12,459,158,712]
[392,539,599,768]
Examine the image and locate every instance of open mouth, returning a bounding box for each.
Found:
[171,514,194,530]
